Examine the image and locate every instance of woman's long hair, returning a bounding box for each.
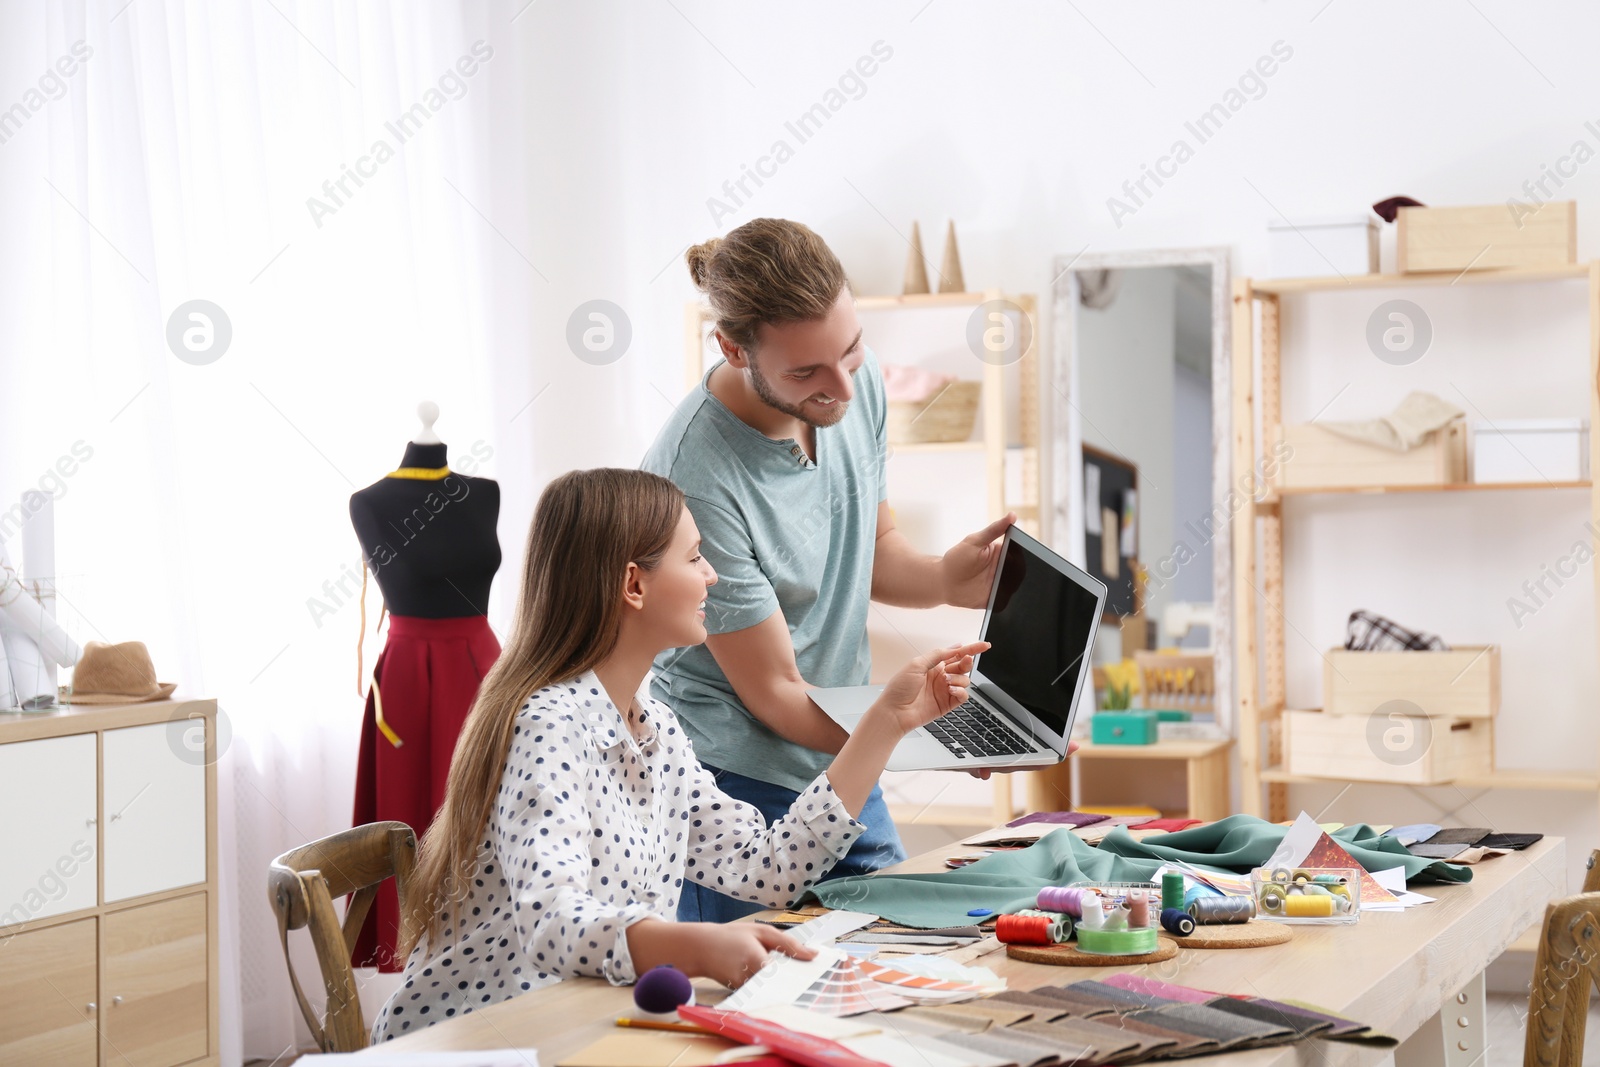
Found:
[399,468,685,957]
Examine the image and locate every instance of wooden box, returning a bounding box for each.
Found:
[1275,419,1467,490]
[1323,646,1500,719]
[1283,709,1492,785]
[1397,202,1576,273]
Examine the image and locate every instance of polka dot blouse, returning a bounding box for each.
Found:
[370,670,864,1042]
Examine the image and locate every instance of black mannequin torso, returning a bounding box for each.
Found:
[349,442,502,618]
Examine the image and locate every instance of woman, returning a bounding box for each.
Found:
[371,468,985,1041]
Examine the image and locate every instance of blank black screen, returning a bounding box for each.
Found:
[974,536,1102,737]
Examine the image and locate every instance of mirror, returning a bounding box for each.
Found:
[1051,248,1232,738]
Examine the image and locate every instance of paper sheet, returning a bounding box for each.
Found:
[298,1053,539,1066]
[1085,465,1102,533]
[1102,509,1120,577]
[790,909,877,946]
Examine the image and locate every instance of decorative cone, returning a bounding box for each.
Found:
[938,220,966,293]
[902,221,930,295]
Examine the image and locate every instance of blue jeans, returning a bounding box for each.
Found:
[675,765,907,923]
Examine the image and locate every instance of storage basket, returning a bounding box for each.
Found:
[887,380,981,444]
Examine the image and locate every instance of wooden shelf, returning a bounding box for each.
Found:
[1234,260,1600,823]
[889,440,986,455]
[1251,264,1592,295]
[1072,738,1231,760]
[1259,765,1600,791]
[855,292,992,310]
[886,803,1009,828]
[1273,480,1592,497]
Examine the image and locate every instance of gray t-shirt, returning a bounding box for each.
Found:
[642,348,887,792]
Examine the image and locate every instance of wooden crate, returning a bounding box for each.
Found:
[1398,202,1576,273]
[1283,709,1492,785]
[1323,646,1500,719]
[1275,419,1467,490]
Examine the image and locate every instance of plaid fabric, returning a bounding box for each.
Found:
[1344,610,1450,651]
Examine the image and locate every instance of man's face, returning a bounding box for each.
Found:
[743,289,863,429]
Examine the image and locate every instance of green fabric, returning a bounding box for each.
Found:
[805,814,1471,929]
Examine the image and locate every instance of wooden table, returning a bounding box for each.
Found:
[365,830,1567,1065]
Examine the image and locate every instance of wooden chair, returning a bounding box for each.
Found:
[1134,651,1216,715]
[1525,849,1600,1067]
[268,821,417,1052]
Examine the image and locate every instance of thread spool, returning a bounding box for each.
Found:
[1036,886,1095,917]
[1160,907,1195,935]
[1284,894,1334,918]
[1187,896,1255,924]
[1162,872,1185,912]
[1127,889,1150,927]
[995,913,1066,945]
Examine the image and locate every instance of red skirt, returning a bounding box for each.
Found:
[351,613,500,971]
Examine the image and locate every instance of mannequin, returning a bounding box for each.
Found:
[348,402,502,972]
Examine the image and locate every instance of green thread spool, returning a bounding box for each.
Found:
[1162,872,1185,912]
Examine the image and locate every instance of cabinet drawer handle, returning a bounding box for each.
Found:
[85,817,96,827]
[110,813,121,822]
[112,995,124,1006]
[86,1003,96,1014]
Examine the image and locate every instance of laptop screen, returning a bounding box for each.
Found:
[974,531,1103,738]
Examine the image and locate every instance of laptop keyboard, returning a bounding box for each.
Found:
[922,702,1041,759]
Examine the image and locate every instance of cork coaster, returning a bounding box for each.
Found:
[1006,936,1179,966]
[1174,920,1292,949]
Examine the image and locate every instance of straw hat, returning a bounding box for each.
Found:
[65,641,177,704]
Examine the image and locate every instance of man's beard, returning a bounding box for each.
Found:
[748,358,849,429]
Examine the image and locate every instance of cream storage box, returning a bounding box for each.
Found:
[1471,418,1589,484]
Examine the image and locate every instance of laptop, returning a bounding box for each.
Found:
[809,525,1107,772]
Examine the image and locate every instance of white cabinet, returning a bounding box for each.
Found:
[0,733,98,923]
[0,700,218,1067]
[103,722,206,903]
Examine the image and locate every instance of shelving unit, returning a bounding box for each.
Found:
[1231,262,1600,820]
[684,290,1044,825]
[1070,738,1231,821]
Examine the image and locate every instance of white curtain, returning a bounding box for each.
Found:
[0,2,536,1059]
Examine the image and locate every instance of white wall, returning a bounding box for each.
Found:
[504,1,1600,892]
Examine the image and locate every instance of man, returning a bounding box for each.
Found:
[643,217,1012,922]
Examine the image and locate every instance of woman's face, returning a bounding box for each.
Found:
[638,506,718,650]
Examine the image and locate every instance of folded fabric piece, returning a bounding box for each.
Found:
[1007,810,1110,828]
[1021,986,1127,1018]
[1144,1002,1297,1047]
[1067,979,1174,1010]
[1129,817,1202,832]
[1480,832,1543,850]
[880,363,957,404]
[935,1027,1073,1066]
[1427,827,1492,846]
[1111,1014,1223,1056]
[1345,608,1449,652]
[1271,999,1399,1047]
[990,990,1075,1018]
[1384,823,1442,847]
[1408,841,1468,860]
[1203,996,1334,1038]
[1318,390,1464,453]
[1014,1018,1164,1062]
[1103,973,1215,1004]
[807,814,1471,929]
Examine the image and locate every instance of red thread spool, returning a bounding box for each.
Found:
[995,913,1062,945]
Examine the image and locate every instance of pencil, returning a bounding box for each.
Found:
[615,1017,712,1034]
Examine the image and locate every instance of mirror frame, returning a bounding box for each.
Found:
[1050,247,1233,738]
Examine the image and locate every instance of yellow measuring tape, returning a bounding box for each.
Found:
[387,466,451,480]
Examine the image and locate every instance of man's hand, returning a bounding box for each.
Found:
[965,738,1079,779]
[940,513,1016,608]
